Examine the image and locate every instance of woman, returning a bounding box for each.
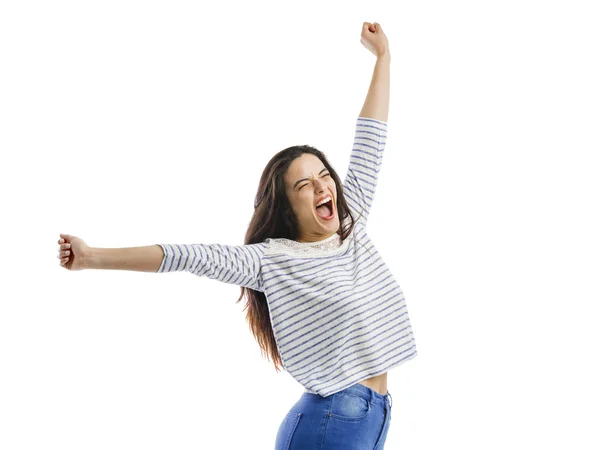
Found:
[56,21,417,449]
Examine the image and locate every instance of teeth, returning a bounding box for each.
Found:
[316,195,332,207]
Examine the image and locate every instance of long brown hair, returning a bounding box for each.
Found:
[235,144,361,371]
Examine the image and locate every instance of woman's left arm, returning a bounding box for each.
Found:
[359,22,390,122]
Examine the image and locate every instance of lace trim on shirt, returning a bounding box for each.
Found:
[265,232,349,258]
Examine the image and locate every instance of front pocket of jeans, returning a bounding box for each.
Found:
[330,392,371,422]
[275,411,302,450]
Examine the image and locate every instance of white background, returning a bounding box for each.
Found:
[1,0,599,449]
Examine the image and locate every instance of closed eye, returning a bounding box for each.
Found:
[299,173,330,190]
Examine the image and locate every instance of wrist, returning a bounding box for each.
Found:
[84,248,97,270]
[377,49,391,61]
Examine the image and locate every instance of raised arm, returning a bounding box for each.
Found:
[359,22,390,122]
[341,22,391,227]
[342,117,387,227]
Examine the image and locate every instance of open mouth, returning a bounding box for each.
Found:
[315,199,335,220]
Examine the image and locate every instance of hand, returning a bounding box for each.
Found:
[360,22,389,58]
[57,233,90,271]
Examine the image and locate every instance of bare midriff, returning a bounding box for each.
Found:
[358,372,388,396]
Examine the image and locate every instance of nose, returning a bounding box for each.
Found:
[313,178,327,191]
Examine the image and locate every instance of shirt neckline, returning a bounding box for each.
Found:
[288,232,340,246]
[264,230,348,258]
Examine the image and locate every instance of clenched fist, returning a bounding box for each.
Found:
[57,233,90,271]
[360,22,389,58]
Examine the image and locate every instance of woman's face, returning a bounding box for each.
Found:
[284,153,339,243]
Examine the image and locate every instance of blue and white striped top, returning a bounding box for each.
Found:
[157,117,417,397]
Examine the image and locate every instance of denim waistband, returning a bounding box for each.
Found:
[305,383,393,409]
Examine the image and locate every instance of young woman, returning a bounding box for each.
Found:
[56,21,417,449]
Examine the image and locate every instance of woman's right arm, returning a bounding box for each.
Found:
[86,245,164,273]
[59,233,267,292]
[83,241,267,292]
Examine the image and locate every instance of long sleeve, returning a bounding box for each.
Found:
[342,116,388,226]
[157,241,268,292]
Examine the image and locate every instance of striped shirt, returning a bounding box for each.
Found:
[157,117,417,397]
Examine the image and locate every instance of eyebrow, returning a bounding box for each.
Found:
[293,168,329,190]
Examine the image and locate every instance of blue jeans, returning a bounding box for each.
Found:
[275,383,393,449]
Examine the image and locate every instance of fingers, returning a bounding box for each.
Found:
[57,250,70,258]
[363,22,381,30]
[58,237,71,266]
[362,21,379,34]
[58,234,71,267]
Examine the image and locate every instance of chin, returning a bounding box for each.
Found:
[323,217,339,230]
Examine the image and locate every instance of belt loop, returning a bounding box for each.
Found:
[387,392,393,409]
